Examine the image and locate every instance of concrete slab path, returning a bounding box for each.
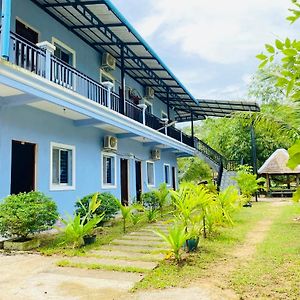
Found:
[0,221,170,300]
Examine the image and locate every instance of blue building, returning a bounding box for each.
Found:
[0,0,260,214]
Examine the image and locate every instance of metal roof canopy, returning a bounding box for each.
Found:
[30,0,204,119]
[175,99,260,122]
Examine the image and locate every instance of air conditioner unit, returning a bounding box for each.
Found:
[151,149,161,160]
[145,86,155,99]
[102,52,116,71]
[104,136,118,151]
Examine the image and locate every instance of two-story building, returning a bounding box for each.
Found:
[0,0,212,214]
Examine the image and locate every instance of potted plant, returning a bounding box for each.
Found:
[0,191,58,250]
[78,193,104,244]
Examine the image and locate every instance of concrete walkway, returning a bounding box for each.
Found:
[0,221,169,300]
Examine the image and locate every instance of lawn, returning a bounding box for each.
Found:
[134,201,272,290]
[230,203,300,299]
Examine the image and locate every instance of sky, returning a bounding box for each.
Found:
[111,0,299,101]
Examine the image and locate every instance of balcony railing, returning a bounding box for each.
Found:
[4,32,230,160]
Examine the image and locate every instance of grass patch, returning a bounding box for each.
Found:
[133,202,271,290]
[231,203,300,299]
[56,259,149,273]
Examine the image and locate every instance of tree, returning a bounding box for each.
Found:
[257,0,300,194]
[248,64,286,104]
[178,157,212,183]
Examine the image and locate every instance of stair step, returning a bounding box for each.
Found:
[100,244,168,254]
[111,239,166,247]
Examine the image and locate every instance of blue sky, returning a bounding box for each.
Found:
[111,0,298,101]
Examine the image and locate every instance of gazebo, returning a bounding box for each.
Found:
[258,149,300,197]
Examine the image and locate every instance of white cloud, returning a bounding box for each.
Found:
[136,0,298,64]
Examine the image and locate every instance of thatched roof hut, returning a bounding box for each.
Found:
[258,149,300,195]
[258,149,300,175]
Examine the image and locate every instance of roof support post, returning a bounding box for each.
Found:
[167,88,170,122]
[0,0,11,60]
[120,44,126,114]
[250,121,257,175]
[191,111,194,141]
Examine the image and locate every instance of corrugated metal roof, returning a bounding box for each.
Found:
[176,99,260,121]
[31,0,202,119]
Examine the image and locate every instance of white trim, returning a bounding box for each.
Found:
[15,17,40,43]
[51,37,76,67]
[161,111,168,119]
[163,163,171,186]
[146,160,155,187]
[100,69,115,91]
[50,142,76,191]
[144,99,153,114]
[101,151,117,189]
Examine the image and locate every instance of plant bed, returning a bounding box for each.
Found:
[4,238,40,251]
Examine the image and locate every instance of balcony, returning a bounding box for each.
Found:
[5,31,196,149]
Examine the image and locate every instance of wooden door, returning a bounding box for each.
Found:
[135,160,142,202]
[120,159,129,205]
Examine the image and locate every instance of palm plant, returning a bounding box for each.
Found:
[145,209,159,223]
[153,183,170,216]
[215,186,242,225]
[155,223,188,262]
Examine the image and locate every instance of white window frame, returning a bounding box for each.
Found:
[52,37,76,67]
[101,151,117,189]
[144,99,153,114]
[164,163,171,186]
[100,69,115,91]
[50,142,76,191]
[146,160,155,187]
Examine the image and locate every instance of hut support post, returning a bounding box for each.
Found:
[266,174,270,194]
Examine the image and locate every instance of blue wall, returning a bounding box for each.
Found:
[0,105,177,215]
[9,0,175,120]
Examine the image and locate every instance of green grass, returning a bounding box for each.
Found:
[56,259,149,273]
[230,204,300,299]
[133,202,272,290]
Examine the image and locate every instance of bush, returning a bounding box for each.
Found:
[75,192,119,223]
[0,191,58,240]
[141,191,159,211]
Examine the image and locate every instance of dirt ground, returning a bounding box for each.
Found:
[0,198,290,300]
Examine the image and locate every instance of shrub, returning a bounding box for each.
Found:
[0,191,58,240]
[141,191,159,211]
[75,192,119,223]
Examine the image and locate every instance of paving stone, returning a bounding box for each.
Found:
[111,239,166,247]
[89,250,165,261]
[100,244,168,253]
[121,235,163,242]
[62,257,157,270]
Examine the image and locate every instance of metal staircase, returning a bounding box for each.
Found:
[193,138,240,190]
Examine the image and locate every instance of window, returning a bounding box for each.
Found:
[50,142,75,190]
[16,19,39,44]
[52,37,76,66]
[100,69,115,91]
[147,161,155,187]
[164,164,171,186]
[102,152,117,188]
